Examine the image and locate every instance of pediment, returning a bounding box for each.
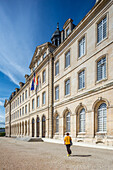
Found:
[29,42,49,69]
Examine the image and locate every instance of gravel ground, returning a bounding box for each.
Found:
[0,137,113,170]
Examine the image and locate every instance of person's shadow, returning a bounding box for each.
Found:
[70,155,91,157]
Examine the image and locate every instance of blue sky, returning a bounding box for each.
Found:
[0,0,95,127]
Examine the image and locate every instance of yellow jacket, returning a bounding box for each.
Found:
[64,136,72,145]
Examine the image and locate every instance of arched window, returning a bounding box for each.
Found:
[97,103,107,132]
[66,112,70,132]
[79,108,85,132]
[56,115,59,133]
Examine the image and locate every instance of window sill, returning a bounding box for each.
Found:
[64,93,70,98]
[55,99,59,102]
[55,73,59,77]
[95,77,107,85]
[78,87,85,92]
[96,132,107,135]
[77,54,86,61]
[64,65,70,71]
[55,132,59,135]
[78,132,86,135]
[96,36,108,47]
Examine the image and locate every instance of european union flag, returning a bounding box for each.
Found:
[31,80,34,90]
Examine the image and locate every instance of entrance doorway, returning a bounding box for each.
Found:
[42,115,46,138]
[37,116,40,137]
[32,118,35,137]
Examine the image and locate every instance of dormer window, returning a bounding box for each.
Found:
[43,52,46,59]
[66,28,70,37]
[33,66,35,71]
[37,59,40,66]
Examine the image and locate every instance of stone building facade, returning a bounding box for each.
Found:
[4,0,113,146]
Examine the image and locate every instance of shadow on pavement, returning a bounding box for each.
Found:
[70,155,91,157]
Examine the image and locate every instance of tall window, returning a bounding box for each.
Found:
[97,16,107,43]
[29,103,30,112]
[55,61,59,76]
[79,36,85,58]
[25,90,27,99]
[22,93,24,102]
[65,79,70,95]
[79,108,85,132]
[32,99,35,110]
[25,105,27,114]
[20,95,21,103]
[37,96,40,107]
[79,70,85,89]
[22,107,24,116]
[55,86,59,100]
[66,28,70,37]
[42,92,46,105]
[56,115,59,133]
[43,52,46,59]
[97,103,107,132]
[37,59,40,66]
[97,57,106,81]
[20,109,21,117]
[66,112,70,132]
[42,70,46,83]
[65,51,70,68]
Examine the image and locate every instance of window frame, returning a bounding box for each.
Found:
[32,98,35,110]
[42,92,46,105]
[55,85,59,101]
[96,13,108,46]
[55,60,59,76]
[42,70,46,84]
[37,96,40,108]
[65,78,70,96]
[95,55,108,84]
[64,50,70,69]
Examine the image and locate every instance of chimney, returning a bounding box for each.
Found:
[19,82,24,88]
[15,88,19,93]
[96,0,101,3]
[25,74,29,83]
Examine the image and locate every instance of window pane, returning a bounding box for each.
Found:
[66,112,70,132]
[97,16,107,43]
[97,57,106,81]
[98,103,107,132]
[65,79,70,95]
[79,37,85,58]
[65,51,70,68]
[79,70,85,89]
[79,108,85,132]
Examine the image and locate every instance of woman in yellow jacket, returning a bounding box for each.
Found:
[64,133,72,157]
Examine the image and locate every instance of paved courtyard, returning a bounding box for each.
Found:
[0,137,113,170]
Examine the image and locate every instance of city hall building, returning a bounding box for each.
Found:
[4,0,113,146]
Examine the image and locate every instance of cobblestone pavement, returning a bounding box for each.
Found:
[0,137,113,170]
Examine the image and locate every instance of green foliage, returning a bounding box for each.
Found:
[0,132,5,136]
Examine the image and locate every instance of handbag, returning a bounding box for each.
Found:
[70,140,72,146]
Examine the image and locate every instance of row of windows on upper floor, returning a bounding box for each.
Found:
[55,56,106,101]
[11,70,46,110]
[55,16,107,76]
[11,92,46,121]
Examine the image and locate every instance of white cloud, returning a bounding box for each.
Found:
[0,6,31,85]
[0,114,5,122]
[0,101,4,107]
